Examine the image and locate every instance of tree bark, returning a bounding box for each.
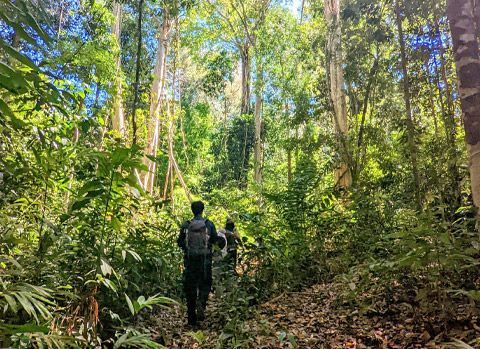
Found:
[142,15,172,192]
[254,63,263,184]
[324,0,352,188]
[65,98,85,209]
[240,44,251,115]
[355,57,378,181]
[395,0,422,212]
[433,2,460,206]
[447,0,480,233]
[131,0,144,145]
[111,2,126,138]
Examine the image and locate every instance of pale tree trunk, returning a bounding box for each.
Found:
[395,0,422,212]
[239,45,251,115]
[285,101,292,183]
[447,0,480,233]
[141,15,172,192]
[131,0,144,145]
[57,0,64,39]
[254,63,263,184]
[324,0,352,188]
[111,2,125,137]
[355,57,378,180]
[65,98,85,209]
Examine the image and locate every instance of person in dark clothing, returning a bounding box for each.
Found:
[177,201,225,326]
[220,218,242,271]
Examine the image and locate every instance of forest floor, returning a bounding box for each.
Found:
[145,282,480,348]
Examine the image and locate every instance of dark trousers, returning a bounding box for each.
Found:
[184,256,212,324]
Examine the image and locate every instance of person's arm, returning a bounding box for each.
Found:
[233,228,243,247]
[177,222,188,250]
[208,221,226,249]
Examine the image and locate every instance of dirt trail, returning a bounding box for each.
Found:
[146,283,480,348]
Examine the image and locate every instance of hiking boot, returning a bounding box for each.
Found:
[196,301,205,321]
[185,322,198,331]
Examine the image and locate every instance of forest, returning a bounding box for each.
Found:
[1,0,480,347]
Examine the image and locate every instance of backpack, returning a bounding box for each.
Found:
[185,218,210,257]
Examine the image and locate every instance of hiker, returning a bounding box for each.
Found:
[177,201,225,326]
[218,217,242,272]
[212,218,243,298]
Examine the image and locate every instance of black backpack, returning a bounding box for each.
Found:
[185,218,210,257]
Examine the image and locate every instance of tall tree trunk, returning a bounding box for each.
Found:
[433,2,461,207]
[395,0,422,212]
[254,63,263,184]
[65,98,85,209]
[355,57,378,181]
[447,0,480,233]
[131,0,144,145]
[240,45,251,115]
[142,15,171,192]
[324,0,352,188]
[111,2,125,138]
[57,0,65,39]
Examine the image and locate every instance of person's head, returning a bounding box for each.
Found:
[225,217,235,231]
[191,201,204,216]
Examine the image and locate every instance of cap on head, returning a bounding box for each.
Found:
[191,201,204,216]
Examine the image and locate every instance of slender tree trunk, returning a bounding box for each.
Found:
[254,63,263,184]
[163,161,171,202]
[131,0,144,145]
[355,57,378,181]
[395,0,422,212]
[111,2,126,138]
[57,0,65,39]
[324,0,352,188]
[433,3,460,206]
[142,15,171,192]
[447,0,480,233]
[240,45,251,115]
[285,101,292,183]
[65,98,85,209]
[426,60,439,138]
[287,150,292,182]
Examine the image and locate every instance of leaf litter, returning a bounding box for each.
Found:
[142,281,480,348]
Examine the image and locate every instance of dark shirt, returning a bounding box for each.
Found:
[177,215,225,266]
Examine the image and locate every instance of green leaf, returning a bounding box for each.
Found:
[126,249,142,262]
[4,293,17,312]
[288,334,297,347]
[77,179,103,197]
[101,278,118,294]
[71,197,92,211]
[449,339,475,349]
[0,12,39,47]
[111,147,129,165]
[111,216,121,232]
[4,323,49,334]
[0,40,37,70]
[100,258,113,276]
[125,293,135,316]
[438,233,450,245]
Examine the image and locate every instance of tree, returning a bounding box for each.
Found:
[111,1,126,138]
[324,0,352,188]
[447,0,480,232]
[141,10,173,193]
[395,0,422,211]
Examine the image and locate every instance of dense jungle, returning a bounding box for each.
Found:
[1,0,480,347]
